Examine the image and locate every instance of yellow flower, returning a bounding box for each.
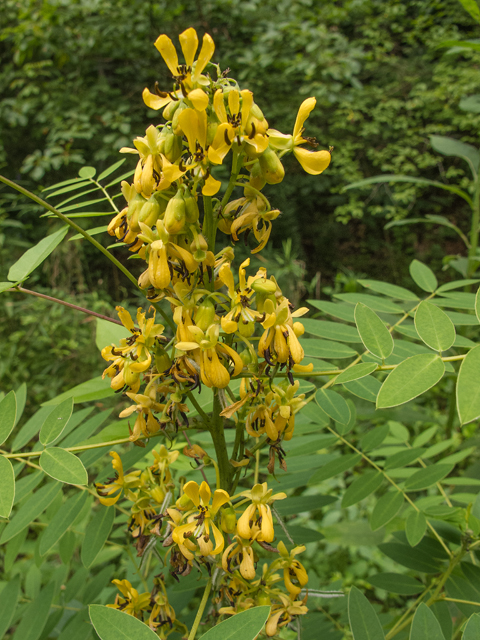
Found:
[142,28,215,111]
[258,298,309,375]
[223,196,280,253]
[272,541,309,598]
[236,482,286,542]
[95,452,142,506]
[222,535,257,580]
[107,579,151,619]
[169,480,230,559]
[119,391,166,441]
[267,97,331,175]
[265,593,308,637]
[218,258,267,335]
[175,322,244,389]
[101,306,165,392]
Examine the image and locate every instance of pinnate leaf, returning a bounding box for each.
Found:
[342,471,383,508]
[82,506,115,568]
[316,388,350,424]
[89,605,158,639]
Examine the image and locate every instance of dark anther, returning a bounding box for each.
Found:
[224,129,232,146]
[287,370,294,385]
[179,159,187,172]
[248,122,256,139]
[264,348,274,366]
[154,81,169,98]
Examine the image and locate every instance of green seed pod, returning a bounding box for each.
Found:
[194,298,216,332]
[239,348,253,366]
[164,190,186,235]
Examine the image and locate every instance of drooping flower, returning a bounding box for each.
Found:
[95,452,142,506]
[267,97,331,175]
[168,480,230,559]
[236,482,286,542]
[107,579,151,618]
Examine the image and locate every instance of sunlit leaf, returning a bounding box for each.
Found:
[348,586,385,640]
[8,226,69,282]
[355,303,393,359]
[414,301,455,352]
[40,448,88,485]
[377,354,445,408]
[409,259,437,292]
[457,345,480,424]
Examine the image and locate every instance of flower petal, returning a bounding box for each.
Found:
[293,147,331,175]
[183,480,200,506]
[142,88,172,111]
[192,34,215,82]
[292,97,316,142]
[188,88,209,111]
[179,28,198,68]
[154,34,179,77]
[202,174,221,196]
[211,489,231,514]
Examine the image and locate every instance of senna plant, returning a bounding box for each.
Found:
[2,24,480,640]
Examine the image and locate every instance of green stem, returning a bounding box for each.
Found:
[0,173,139,288]
[468,174,480,277]
[220,151,244,209]
[188,578,212,640]
[209,390,232,490]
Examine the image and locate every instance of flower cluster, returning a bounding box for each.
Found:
[99,24,330,638]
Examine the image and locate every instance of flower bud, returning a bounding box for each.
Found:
[172,102,189,136]
[251,278,277,294]
[163,99,181,122]
[154,345,172,372]
[259,148,285,184]
[138,194,162,228]
[123,362,140,387]
[194,298,216,331]
[184,191,199,224]
[127,193,147,233]
[164,190,186,235]
[220,506,237,534]
[163,130,183,163]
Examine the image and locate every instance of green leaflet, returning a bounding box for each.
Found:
[89,605,158,640]
[12,581,55,640]
[405,510,427,547]
[8,226,69,282]
[307,299,356,322]
[95,317,130,352]
[42,376,114,406]
[409,603,446,640]
[414,301,455,352]
[39,491,88,556]
[344,376,381,403]
[0,390,16,445]
[334,293,404,314]
[409,259,438,292]
[358,279,419,301]
[361,425,390,452]
[384,448,426,470]
[348,586,385,640]
[39,397,74,445]
[464,614,480,640]
[40,448,88,485]
[430,134,479,178]
[301,318,362,342]
[370,491,404,531]
[404,464,454,492]
[342,471,383,508]
[0,481,62,544]
[198,606,271,640]
[301,338,357,359]
[81,506,115,568]
[376,354,445,409]
[334,363,378,384]
[308,454,362,485]
[368,573,423,595]
[0,456,15,518]
[354,303,393,359]
[379,542,441,573]
[316,388,350,424]
[457,345,480,425]
[0,575,20,637]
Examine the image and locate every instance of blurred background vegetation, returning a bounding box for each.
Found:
[1,0,480,408]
